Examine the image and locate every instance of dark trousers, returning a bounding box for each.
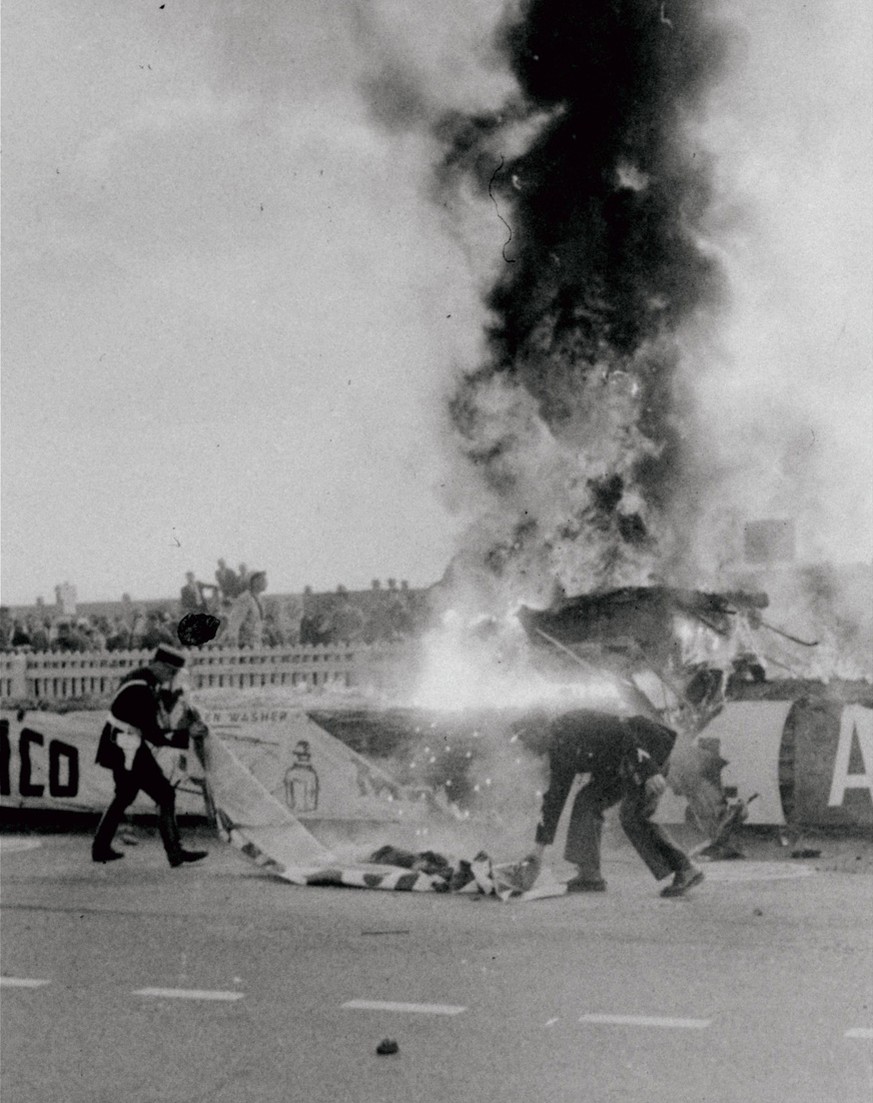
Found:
[93,745,183,862]
[564,776,691,882]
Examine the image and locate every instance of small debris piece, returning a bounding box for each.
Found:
[376,1039,399,1055]
[753,908,764,916]
[790,849,822,859]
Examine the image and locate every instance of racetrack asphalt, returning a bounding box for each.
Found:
[1,824,872,1103]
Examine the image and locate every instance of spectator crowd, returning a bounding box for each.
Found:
[1,562,430,654]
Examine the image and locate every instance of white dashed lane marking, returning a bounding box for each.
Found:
[845,1028,873,1040]
[0,977,50,988]
[133,987,244,1002]
[342,1000,466,1016]
[581,1013,711,1029]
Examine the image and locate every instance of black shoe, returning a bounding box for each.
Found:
[565,875,607,893]
[92,847,124,863]
[169,849,208,868]
[660,865,704,897]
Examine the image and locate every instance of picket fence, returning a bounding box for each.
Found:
[0,643,411,703]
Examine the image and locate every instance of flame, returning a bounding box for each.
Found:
[409,609,625,712]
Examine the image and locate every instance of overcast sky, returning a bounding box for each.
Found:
[2,0,871,605]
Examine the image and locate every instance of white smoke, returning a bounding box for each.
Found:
[684,0,873,576]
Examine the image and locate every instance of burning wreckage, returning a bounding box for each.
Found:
[197,584,795,901]
[517,584,777,857]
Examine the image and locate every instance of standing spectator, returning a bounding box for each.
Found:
[233,563,250,600]
[261,613,284,647]
[30,618,51,652]
[180,572,207,616]
[0,608,14,651]
[141,611,176,650]
[298,610,320,645]
[332,594,365,643]
[87,618,107,652]
[11,620,32,649]
[214,559,238,605]
[300,609,334,645]
[130,608,148,650]
[106,617,132,652]
[55,619,88,652]
[221,571,267,647]
[385,592,413,640]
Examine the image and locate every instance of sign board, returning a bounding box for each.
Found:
[0,711,205,816]
[0,708,434,826]
[198,708,435,825]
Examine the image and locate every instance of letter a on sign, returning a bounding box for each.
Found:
[828,707,873,807]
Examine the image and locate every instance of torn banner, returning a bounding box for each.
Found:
[201,733,564,901]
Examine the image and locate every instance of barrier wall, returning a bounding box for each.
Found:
[0,708,435,827]
[2,700,871,828]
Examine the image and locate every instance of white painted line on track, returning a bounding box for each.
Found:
[0,977,50,988]
[133,987,244,1002]
[581,1013,711,1029]
[342,1000,466,1016]
[845,1028,873,1039]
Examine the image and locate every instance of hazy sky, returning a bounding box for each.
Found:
[2,0,871,605]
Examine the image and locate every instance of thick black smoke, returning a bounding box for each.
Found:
[438,0,734,598]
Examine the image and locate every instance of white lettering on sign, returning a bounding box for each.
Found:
[827,706,873,807]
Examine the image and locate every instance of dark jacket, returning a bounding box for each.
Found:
[95,666,188,770]
[535,710,677,846]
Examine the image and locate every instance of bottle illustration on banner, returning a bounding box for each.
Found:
[284,740,319,812]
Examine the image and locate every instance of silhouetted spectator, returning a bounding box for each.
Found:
[11,620,32,649]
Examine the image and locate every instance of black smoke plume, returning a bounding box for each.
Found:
[438,0,734,601]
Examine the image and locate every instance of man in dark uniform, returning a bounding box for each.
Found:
[524,710,703,897]
[92,645,209,867]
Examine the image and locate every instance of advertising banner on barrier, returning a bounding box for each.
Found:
[197,708,435,826]
[791,700,873,826]
[0,711,206,816]
[656,701,791,826]
[0,708,434,826]
[2,700,871,827]
[655,699,873,828]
